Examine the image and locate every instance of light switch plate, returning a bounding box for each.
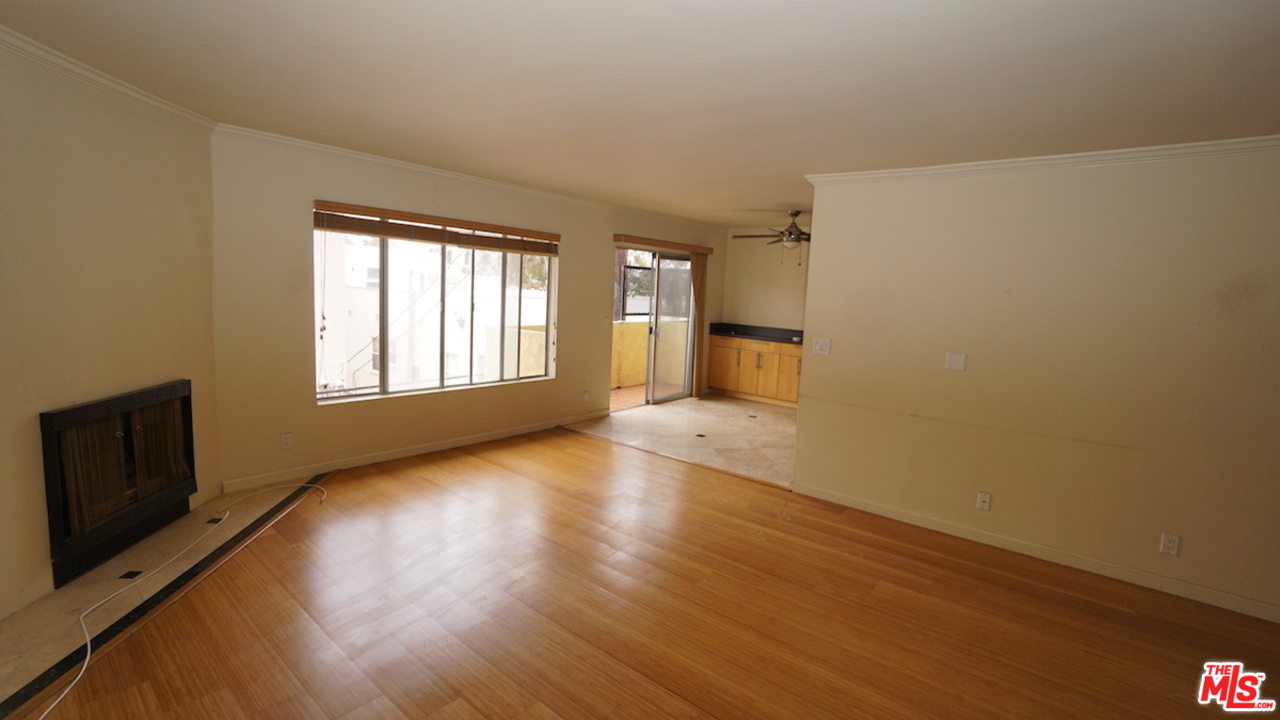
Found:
[813,338,831,355]
[945,351,967,371]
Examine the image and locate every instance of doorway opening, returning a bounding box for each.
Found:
[611,247,695,411]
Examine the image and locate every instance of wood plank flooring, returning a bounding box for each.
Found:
[12,429,1277,719]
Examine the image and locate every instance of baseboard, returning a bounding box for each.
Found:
[791,482,1280,623]
[223,409,610,494]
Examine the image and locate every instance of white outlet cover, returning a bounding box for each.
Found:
[945,351,967,371]
[813,338,831,355]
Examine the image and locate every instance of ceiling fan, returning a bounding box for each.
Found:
[732,210,811,248]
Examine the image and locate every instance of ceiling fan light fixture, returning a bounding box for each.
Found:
[730,210,811,248]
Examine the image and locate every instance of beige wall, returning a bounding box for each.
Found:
[0,36,218,619]
[721,231,809,330]
[797,142,1280,620]
[211,127,726,491]
[0,27,727,621]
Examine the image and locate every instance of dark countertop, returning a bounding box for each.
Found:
[709,323,804,345]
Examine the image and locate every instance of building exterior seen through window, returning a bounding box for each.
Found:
[620,248,654,320]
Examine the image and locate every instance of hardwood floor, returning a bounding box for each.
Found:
[13,429,1276,719]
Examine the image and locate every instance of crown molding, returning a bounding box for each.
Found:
[0,24,214,131]
[808,135,1280,186]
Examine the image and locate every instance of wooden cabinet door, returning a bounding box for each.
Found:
[776,354,801,402]
[757,352,781,399]
[708,345,738,391]
[737,341,774,395]
[736,351,757,395]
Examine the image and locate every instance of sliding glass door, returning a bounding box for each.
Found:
[648,255,694,403]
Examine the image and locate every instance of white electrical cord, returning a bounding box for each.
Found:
[33,483,326,720]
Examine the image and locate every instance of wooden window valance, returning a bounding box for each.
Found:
[613,234,713,256]
[315,201,559,256]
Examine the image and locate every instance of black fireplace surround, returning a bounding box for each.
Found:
[40,380,197,587]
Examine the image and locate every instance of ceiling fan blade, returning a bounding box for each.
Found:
[732,234,780,238]
[766,238,784,245]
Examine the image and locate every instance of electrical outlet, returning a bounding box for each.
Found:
[976,491,991,511]
[280,433,293,450]
[582,390,590,403]
[1160,533,1180,556]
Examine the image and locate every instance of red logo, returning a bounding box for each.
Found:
[1199,662,1275,712]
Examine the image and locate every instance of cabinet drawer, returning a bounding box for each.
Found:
[741,338,803,356]
[710,335,742,349]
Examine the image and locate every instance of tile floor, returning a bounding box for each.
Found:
[567,394,797,487]
[0,482,321,712]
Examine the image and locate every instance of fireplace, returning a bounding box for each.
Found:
[40,380,197,587]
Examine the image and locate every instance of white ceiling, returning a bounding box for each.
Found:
[2,0,1278,228]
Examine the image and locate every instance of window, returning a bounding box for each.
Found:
[615,248,655,321]
[313,201,557,401]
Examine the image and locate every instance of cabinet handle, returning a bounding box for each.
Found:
[797,358,802,374]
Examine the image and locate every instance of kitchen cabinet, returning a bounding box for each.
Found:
[708,337,739,391]
[708,334,802,405]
